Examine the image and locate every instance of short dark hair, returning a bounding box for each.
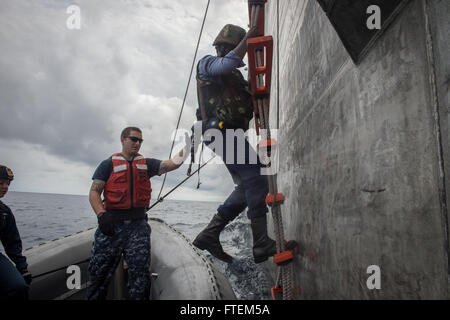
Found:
[121,127,142,139]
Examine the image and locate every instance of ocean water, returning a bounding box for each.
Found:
[2,191,273,300]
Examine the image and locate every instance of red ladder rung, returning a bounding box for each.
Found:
[247,36,273,98]
[271,286,283,300]
[258,139,277,148]
[273,250,294,265]
[265,193,285,206]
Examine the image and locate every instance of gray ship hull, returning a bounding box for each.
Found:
[263,0,450,299]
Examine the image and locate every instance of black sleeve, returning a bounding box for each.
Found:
[0,205,27,271]
[92,158,113,182]
[146,158,162,178]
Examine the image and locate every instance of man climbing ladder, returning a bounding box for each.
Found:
[246,0,297,300]
[192,23,278,265]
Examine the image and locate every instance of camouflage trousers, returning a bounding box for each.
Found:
[87,219,151,300]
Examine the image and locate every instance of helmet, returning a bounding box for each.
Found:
[0,165,14,181]
[213,24,246,47]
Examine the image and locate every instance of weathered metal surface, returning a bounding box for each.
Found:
[264,0,450,299]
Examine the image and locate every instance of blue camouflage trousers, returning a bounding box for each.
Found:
[87,219,151,300]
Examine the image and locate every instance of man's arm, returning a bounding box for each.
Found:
[158,133,191,175]
[200,26,259,78]
[89,179,106,215]
[202,52,245,77]
[158,158,179,175]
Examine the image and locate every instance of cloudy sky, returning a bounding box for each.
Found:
[0,0,250,201]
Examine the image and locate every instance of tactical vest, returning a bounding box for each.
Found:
[197,68,254,131]
[104,153,152,210]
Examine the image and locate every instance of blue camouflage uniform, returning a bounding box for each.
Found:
[87,157,160,300]
[0,201,29,300]
[87,220,151,300]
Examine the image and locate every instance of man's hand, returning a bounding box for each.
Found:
[97,211,115,237]
[246,26,260,39]
[234,26,260,59]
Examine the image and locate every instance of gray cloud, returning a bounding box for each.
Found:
[0,0,249,200]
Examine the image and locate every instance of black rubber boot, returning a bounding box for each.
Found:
[193,214,233,263]
[251,215,277,263]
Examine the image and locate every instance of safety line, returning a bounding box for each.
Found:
[156,0,211,201]
[248,0,296,300]
[149,155,216,211]
[276,0,280,129]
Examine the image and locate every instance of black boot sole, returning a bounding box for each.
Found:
[253,244,277,264]
[192,238,207,250]
[254,255,270,264]
[193,238,233,264]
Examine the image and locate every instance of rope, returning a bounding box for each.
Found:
[273,1,295,299]
[276,0,280,129]
[196,142,205,189]
[156,0,211,201]
[249,1,295,300]
[148,155,216,211]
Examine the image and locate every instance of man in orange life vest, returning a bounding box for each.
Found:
[87,126,190,300]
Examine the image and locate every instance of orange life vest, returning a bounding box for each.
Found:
[104,153,152,210]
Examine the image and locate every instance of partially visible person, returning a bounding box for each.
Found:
[0,165,32,300]
[87,126,190,300]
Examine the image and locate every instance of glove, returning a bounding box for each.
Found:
[20,269,32,286]
[97,211,115,237]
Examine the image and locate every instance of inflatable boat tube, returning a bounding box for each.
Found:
[24,218,236,300]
